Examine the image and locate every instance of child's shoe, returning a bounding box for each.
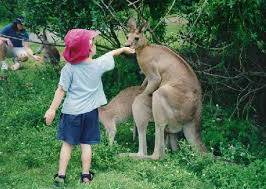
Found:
[80,171,94,184]
[53,174,65,187]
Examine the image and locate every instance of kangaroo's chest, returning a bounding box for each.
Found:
[136,54,158,75]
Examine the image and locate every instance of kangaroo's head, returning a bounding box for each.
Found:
[125,18,148,50]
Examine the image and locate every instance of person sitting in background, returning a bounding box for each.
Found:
[0,16,41,73]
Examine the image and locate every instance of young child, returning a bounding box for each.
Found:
[44,29,135,185]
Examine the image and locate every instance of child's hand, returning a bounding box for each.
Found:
[123,47,135,54]
[44,108,56,126]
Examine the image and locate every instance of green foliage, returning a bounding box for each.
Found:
[19,0,95,36]
[202,160,266,189]
[175,0,266,118]
[0,0,19,22]
[187,0,266,54]
[202,102,265,163]
[102,55,144,99]
[17,0,171,49]
[144,0,170,40]
[0,5,8,22]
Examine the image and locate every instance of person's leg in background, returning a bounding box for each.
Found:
[10,47,28,71]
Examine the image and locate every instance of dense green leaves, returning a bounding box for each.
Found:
[175,0,266,118]
[188,0,265,52]
[7,0,172,49]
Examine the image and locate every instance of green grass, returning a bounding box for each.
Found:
[0,56,266,189]
[0,43,265,189]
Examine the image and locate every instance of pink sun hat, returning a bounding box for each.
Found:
[63,29,100,64]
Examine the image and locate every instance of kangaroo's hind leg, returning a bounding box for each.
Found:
[183,120,207,153]
[120,94,152,159]
[149,88,172,160]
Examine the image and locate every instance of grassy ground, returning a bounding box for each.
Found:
[0,53,265,189]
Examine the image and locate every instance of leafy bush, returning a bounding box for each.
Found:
[179,0,266,118]
[0,1,19,22]
[202,160,266,189]
[201,103,265,163]
[18,0,172,50]
[102,55,144,99]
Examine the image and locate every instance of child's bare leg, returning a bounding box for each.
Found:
[80,144,92,175]
[58,141,73,175]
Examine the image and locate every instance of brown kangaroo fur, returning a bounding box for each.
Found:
[99,85,179,151]
[0,40,7,61]
[0,41,8,80]
[99,86,144,145]
[123,18,207,160]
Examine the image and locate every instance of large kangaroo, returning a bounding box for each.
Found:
[124,18,207,160]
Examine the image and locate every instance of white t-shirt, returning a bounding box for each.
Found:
[59,52,115,115]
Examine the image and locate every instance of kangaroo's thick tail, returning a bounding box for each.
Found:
[194,101,207,153]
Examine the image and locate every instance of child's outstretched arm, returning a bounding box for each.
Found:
[110,47,135,56]
[44,85,65,126]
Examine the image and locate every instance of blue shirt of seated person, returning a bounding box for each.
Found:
[0,17,29,47]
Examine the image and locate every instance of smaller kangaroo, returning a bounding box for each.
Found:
[99,86,144,145]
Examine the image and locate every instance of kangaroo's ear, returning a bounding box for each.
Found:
[42,29,48,41]
[139,21,148,33]
[127,17,137,32]
[36,33,44,43]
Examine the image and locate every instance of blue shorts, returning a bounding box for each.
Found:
[57,109,100,145]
